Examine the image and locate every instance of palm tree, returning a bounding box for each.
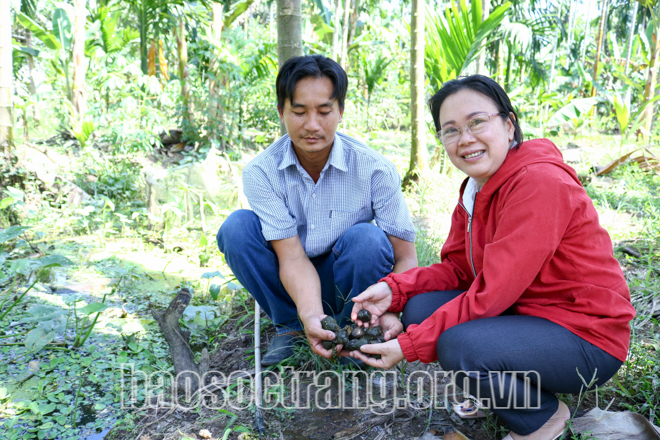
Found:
[425,0,512,90]
[0,0,14,150]
[590,0,609,97]
[361,53,392,129]
[640,0,659,142]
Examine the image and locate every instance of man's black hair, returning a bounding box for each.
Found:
[276,55,348,111]
[428,75,523,146]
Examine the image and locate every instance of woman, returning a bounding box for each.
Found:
[347,75,636,440]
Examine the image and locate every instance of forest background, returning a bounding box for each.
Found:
[0,0,660,439]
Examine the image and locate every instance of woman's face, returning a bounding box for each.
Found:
[438,89,515,188]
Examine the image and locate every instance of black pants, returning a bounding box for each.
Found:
[401,290,623,435]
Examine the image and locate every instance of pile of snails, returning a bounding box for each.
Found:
[320,309,384,359]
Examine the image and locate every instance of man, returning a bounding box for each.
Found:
[217,55,417,366]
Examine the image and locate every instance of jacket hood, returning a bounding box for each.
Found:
[460,138,581,199]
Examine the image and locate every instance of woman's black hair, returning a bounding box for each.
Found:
[276,55,348,111]
[428,75,523,146]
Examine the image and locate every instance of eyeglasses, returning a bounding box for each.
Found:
[437,112,506,146]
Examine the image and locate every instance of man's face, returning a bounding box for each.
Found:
[279,76,343,157]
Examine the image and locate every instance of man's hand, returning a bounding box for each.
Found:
[377,312,403,341]
[351,282,394,327]
[301,314,338,359]
[349,338,405,369]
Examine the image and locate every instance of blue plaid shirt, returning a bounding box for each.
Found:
[242,132,416,258]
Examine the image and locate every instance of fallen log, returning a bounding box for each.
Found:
[151,288,209,393]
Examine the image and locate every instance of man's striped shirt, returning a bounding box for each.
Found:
[242,132,416,258]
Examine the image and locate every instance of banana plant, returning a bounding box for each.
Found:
[609,87,660,147]
[425,0,512,90]
[18,8,75,102]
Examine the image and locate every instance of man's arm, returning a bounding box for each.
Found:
[271,235,336,358]
[389,235,418,274]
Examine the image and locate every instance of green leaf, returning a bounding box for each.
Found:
[210,284,221,301]
[117,351,128,363]
[224,0,255,29]
[0,225,30,243]
[546,98,599,127]
[18,13,61,50]
[14,45,41,57]
[29,401,41,414]
[201,270,225,279]
[25,305,68,325]
[612,91,630,132]
[0,387,7,400]
[52,8,73,51]
[35,254,73,268]
[78,302,109,315]
[0,197,13,209]
[94,403,106,411]
[40,404,56,416]
[25,328,55,353]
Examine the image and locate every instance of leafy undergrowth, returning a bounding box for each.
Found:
[1,135,659,440]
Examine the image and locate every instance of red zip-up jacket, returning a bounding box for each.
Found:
[383,138,635,363]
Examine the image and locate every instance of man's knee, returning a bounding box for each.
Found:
[217,209,261,253]
[335,222,392,259]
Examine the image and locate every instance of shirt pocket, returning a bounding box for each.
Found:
[330,207,373,235]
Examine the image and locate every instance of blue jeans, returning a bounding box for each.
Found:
[401,290,623,435]
[217,210,395,334]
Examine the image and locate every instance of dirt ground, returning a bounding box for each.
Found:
[107,303,504,440]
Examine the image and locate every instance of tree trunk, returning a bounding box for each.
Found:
[72,0,87,122]
[590,0,609,97]
[175,18,191,128]
[624,1,639,74]
[566,0,575,50]
[208,3,224,145]
[347,0,360,55]
[25,31,39,124]
[495,40,503,84]
[641,8,659,143]
[580,0,593,62]
[277,0,303,135]
[476,0,490,75]
[277,0,303,68]
[403,0,426,188]
[340,0,351,70]
[505,41,513,91]
[25,32,37,97]
[151,288,209,392]
[0,0,13,151]
[139,1,148,75]
[332,0,341,61]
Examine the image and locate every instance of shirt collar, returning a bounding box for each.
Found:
[277,133,348,172]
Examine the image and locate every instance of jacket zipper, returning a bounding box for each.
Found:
[458,196,478,277]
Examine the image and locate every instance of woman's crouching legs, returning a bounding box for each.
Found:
[436,315,622,436]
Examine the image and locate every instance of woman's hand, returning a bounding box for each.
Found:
[351,282,394,327]
[377,312,403,341]
[349,338,405,369]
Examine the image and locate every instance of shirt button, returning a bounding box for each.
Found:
[312,193,317,198]
[311,224,315,230]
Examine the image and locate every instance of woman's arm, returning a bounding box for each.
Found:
[382,204,473,313]
[399,167,577,363]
